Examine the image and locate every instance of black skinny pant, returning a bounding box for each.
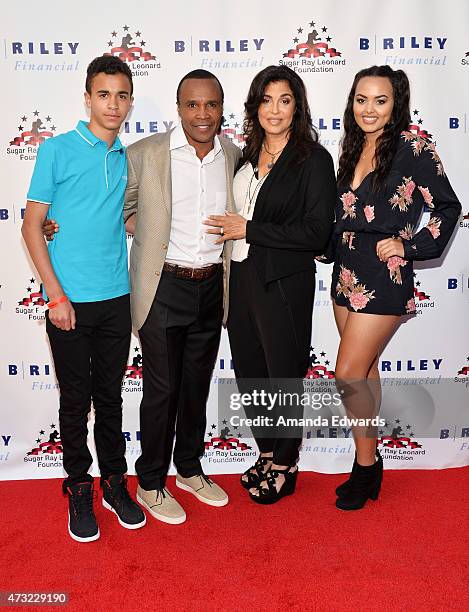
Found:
[135,268,223,490]
[46,294,131,492]
[227,258,315,466]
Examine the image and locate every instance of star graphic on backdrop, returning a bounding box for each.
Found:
[466,52,469,56]
[322,26,327,32]
[51,126,56,131]
[136,31,141,37]
[406,424,412,429]
[418,119,423,125]
[293,37,299,44]
[234,123,239,128]
[211,424,216,430]
[413,109,419,115]
[39,430,45,435]
[50,424,56,429]
[140,40,146,47]
[27,287,31,293]
[326,36,332,42]
[320,351,326,357]
[36,438,41,444]
[309,21,315,27]
[395,419,400,424]
[413,272,417,278]
[207,431,213,437]
[134,346,139,352]
[467,356,469,361]
[18,125,23,132]
[123,25,129,31]
[21,115,27,122]
[17,301,22,306]
[111,30,117,37]
[45,116,51,122]
[416,281,421,287]
[237,433,242,438]
[410,432,415,437]
[325,360,330,366]
[222,419,227,425]
[297,27,303,34]
[229,113,235,119]
[30,278,35,283]
[33,110,39,116]
[384,421,389,428]
[108,41,113,47]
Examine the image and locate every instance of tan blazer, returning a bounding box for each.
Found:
[124,130,242,331]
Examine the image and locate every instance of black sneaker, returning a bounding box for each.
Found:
[102,475,146,529]
[67,482,100,543]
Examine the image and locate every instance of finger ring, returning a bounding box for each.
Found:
[220,227,224,235]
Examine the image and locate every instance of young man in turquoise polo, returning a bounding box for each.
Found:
[22,56,146,542]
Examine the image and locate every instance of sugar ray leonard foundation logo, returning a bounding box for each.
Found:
[378,418,425,459]
[459,210,469,229]
[123,345,143,393]
[16,277,46,321]
[456,356,469,378]
[103,25,161,76]
[411,271,435,315]
[7,110,55,161]
[205,421,252,452]
[408,109,433,142]
[279,18,346,74]
[306,347,335,379]
[220,113,244,145]
[460,50,469,66]
[24,424,63,469]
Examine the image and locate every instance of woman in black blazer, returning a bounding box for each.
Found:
[205,65,336,504]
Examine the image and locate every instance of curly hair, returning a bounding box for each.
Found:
[337,65,411,192]
[86,56,133,95]
[242,65,319,166]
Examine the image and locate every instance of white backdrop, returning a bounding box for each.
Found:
[1,0,468,481]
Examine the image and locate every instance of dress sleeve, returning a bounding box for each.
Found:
[403,141,461,261]
[246,149,336,252]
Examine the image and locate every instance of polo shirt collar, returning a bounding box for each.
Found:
[75,120,124,151]
[170,123,221,158]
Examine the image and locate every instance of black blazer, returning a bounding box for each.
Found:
[244,139,336,284]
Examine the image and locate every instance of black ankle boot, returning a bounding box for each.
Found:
[335,453,358,497]
[335,451,383,510]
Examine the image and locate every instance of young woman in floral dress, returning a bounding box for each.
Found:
[329,65,461,510]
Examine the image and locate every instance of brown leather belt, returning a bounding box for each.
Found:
[162,262,221,280]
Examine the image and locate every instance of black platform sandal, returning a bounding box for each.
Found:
[240,455,272,490]
[248,466,298,505]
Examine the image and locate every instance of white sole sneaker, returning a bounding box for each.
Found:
[102,499,147,529]
[136,493,186,525]
[68,514,100,543]
[175,478,229,507]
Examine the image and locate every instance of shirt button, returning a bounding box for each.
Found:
[155,271,160,276]
[162,244,167,250]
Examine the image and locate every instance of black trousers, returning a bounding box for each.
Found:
[46,294,131,492]
[135,268,223,490]
[227,258,315,465]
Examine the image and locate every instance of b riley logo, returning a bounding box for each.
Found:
[24,424,63,469]
[103,25,161,76]
[16,277,46,321]
[279,18,346,74]
[7,110,55,161]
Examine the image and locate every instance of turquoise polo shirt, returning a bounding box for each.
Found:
[27,121,129,302]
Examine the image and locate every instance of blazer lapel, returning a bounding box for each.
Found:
[253,138,295,220]
[149,130,172,215]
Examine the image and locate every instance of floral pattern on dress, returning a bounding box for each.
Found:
[401,132,445,175]
[426,216,442,239]
[418,186,434,208]
[340,191,357,219]
[386,255,408,285]
[335,265,375,311]
[364,205,375,223]
[389,177,416,212]
[341,231,356,250]
[399,223,414,241]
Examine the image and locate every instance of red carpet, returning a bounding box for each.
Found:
[1,469,468,611]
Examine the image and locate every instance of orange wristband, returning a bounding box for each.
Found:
[47,296,68,309]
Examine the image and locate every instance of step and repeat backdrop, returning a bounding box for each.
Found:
[1,0,468,480]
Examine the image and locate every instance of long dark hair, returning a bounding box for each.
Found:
[242,65,318,165]
[337,65,411,191]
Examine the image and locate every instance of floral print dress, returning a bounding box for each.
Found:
[330,132,461,315]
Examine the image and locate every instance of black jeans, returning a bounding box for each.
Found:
[135,268,223,490]
[46,294,131,492]
[227,258,315,465]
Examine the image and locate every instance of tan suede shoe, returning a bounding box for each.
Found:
[136,485,186,524]
[176,474,229,507]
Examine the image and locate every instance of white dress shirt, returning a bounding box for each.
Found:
[232,162,268,262]
[166,123,227,268]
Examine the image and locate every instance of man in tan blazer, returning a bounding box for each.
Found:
[124,70,241,524]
